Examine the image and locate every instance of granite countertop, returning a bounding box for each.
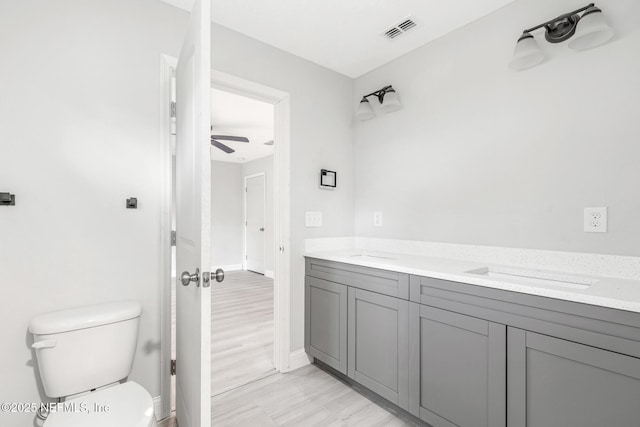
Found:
[305,249,640,314]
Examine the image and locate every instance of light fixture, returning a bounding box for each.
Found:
[356,85,402,121]
[356,98,375,121]
[568,6,614,50]
[509,3,614,71]
[510,32,545,71]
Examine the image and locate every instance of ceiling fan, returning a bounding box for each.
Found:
[210,134,250,154]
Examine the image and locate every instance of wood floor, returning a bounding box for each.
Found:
[211,364,419,426]
[211,270,276,396]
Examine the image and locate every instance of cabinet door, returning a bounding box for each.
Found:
[508,328,640,427]
[348,288,409,409]
[305,277,348,374]
[409,303,506,427]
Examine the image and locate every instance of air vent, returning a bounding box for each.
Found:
[398,19,417,31]
[384,17,418,40]
[384,27,402,39]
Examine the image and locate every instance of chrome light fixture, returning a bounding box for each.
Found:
[509,3,614,71]
[356,85,402,121]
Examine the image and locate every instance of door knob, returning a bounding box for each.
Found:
[212,268,225,283]
[180,268,200,286]
[259,227,264,231]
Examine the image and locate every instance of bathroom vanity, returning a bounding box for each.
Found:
[304,254,640,427]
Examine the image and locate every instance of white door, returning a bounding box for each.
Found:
[245,174,265,274]
[175,0,211,426]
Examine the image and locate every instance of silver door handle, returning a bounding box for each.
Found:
[212,268,225,283]
[180,268,200,286]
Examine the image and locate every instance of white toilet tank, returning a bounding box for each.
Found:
[29,301,142,398]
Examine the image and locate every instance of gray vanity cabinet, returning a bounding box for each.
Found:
[507,328,640,427]
[347,287,409,409]
[305,257,640,427]
[305,276,348,374]
[409,303,506,427]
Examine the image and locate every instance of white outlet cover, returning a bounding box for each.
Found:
[373,211,383,227]
[584,207,607,233]
[305,211,322,227]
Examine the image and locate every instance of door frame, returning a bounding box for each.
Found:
[159,58,292,420]
[243,172,266,274]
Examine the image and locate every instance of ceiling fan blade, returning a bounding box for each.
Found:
[211,135,249,143]
[211,139,235,154]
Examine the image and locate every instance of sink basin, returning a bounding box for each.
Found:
[466,266,597,290]
[349,254,396,261]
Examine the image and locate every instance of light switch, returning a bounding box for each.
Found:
[305,211,323,227]
[373,211,383,227]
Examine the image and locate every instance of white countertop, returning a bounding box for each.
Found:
[305,249,640,314]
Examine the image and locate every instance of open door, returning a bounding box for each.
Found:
[245,174,266,274]
[175,0,211,426]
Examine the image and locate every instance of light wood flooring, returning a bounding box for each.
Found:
[211,364,418,426]
[164,364,418,426]
[211,270,276,396]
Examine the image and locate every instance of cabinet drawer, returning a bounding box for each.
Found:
[306,258,409,299]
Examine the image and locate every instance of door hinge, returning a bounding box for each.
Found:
[170,102,177,118]
[170,359,176,376]
[171,230,176,247]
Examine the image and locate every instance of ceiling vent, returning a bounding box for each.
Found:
[384,17,418,40]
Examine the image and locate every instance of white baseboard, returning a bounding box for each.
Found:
[265,270,274,279]
[212,264,243,272]
[153,396,162,421]
[288,348,311,371]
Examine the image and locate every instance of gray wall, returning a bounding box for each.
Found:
[243,155,275,273]
[211,161,244,268]
[211,25,356,351]
[354,0,640,257]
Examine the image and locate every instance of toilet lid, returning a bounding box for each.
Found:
[45,382,155,427]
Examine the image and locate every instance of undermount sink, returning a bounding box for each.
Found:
[466,266,597,290]
[349,253,397,261]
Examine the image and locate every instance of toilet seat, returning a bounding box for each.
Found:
[44,381,157,427]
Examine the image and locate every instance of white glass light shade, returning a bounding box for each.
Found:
[356,98,375,121]
[509,35,544,71]
[568,8,614,51]
[380,90,402,113]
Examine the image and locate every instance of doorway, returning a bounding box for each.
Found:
[159,57,292,421]
[209,87,276,395]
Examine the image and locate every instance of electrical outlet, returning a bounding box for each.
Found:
[584,207,607,233]
[373,211,383,227]
[305,211,322,227]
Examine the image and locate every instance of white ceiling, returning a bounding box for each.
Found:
[210,88,274,164]
[161,0,515,77]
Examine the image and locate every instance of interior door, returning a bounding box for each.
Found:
[174,0,211,426]
[245,174,265,274]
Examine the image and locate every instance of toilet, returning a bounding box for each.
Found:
[29,301,157,427]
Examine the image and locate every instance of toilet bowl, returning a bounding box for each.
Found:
[43,382,157,427]
[29,301,157,426]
